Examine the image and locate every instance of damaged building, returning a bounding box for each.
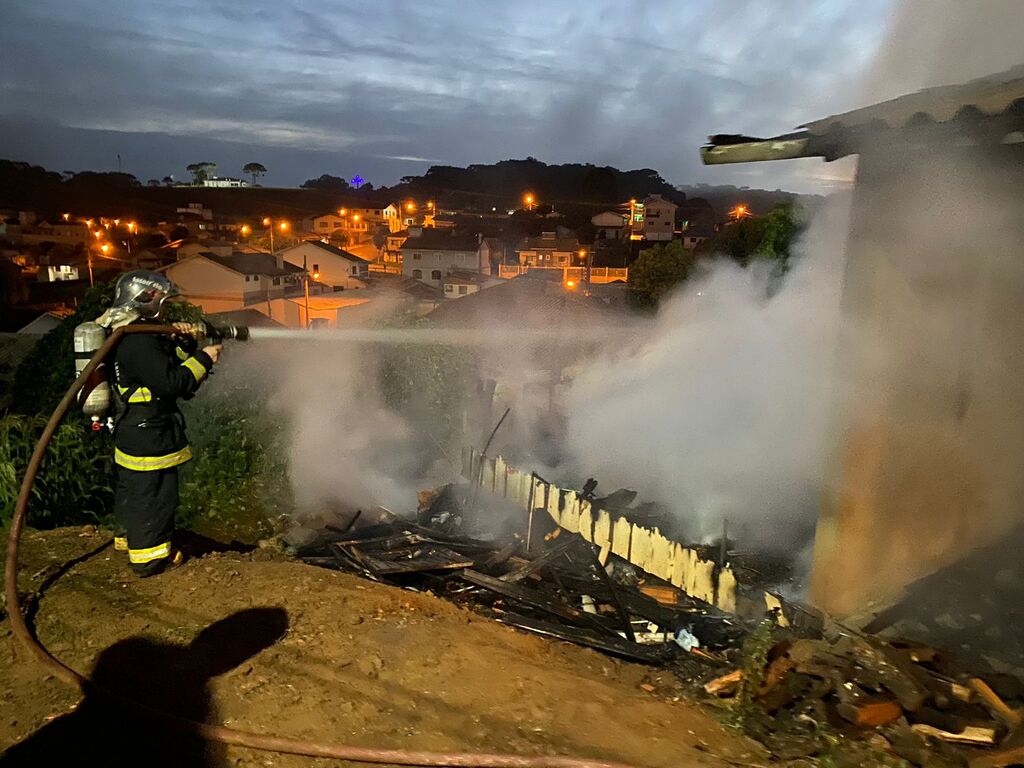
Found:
[701,67,1024,623]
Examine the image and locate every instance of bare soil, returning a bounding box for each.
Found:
[0,526,765,768]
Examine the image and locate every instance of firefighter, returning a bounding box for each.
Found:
[99,271,222,576]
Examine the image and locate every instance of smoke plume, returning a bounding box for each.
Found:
[562,198,850,548]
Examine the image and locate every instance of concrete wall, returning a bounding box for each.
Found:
[812,136,1024,616]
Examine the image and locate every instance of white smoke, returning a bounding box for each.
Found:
[562,197,851,548]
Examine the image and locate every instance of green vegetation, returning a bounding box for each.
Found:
[626,240,696,309]
[0,414,114,528]
[178,390,288,542]
[628,203,804,309]
[378,318,471,459]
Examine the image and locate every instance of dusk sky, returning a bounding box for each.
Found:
[0,0,900,193]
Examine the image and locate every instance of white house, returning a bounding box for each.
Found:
[443,272,500,299]
[162,251,304,314]
[640,195,677,241]
[591,210,627,240]
[278,241,371,290]
[516,231,581,268]
[200,177,248,188]
[400,228,484,287]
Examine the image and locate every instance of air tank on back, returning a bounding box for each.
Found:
[73,321,111,430]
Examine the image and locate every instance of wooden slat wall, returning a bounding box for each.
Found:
[461,448,778,619]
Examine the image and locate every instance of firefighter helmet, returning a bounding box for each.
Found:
[111,270,178,319]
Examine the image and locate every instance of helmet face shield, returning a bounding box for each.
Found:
[112,271,179,318]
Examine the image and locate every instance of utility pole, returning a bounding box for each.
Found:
[303,253,311,329]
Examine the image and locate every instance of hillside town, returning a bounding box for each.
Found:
[0,178,741,338]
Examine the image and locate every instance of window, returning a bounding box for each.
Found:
[458,285,468,295]
[351,265,358,275]
[412,269,422,279]
[313,263,319,272]
[413,253,421,260]
[272,277,281,286]
[445,285,454,293]
[318,221,328,229]
[431,270,442,280]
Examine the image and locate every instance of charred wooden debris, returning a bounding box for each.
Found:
[289,487,1024,768]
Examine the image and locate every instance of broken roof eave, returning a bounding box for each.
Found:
[700,131,833,165]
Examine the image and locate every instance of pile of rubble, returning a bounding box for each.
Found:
[293,501,744,666]
[285,486,1023,768]
[704,632,1024,767]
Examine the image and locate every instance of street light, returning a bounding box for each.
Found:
[405,201,416,212]
[62,213,70,221]
[100,243,110,255]
[524,192,535,211]
[240,224,251,236]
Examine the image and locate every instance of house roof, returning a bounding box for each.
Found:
[204,308,283,328]
[300,240,373,264]
[518,235,580,252]
[702,66,1024,165]
[425,272,623,329]
[203,251,304,277]
[804,65,1024,135]
[400,229,480,252]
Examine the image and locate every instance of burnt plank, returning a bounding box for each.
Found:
[495,612,666,663]
[460,569,600,627]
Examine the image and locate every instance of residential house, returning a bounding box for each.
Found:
[442,271,499,299]
[278,240,371,290]
[591,210,628,240]
[400,228,485,287]
[162,250,304,314]
[20,221,90,247]
[478,237,515,275]
[639,195,677,241]
[382,203,402,233]
[200,177,247,188]
[681,221,716,250]
[17,311,65,335]
[516,231,582,269]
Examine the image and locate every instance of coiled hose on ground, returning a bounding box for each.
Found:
[3,324,637,768]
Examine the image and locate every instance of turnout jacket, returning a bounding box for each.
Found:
[112,327,214,471]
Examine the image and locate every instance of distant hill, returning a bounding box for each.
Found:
[0,157,812,225]
[390,157,680,210]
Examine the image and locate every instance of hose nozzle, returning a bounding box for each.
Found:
[203,322,250,343]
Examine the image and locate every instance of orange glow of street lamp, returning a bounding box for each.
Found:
[524,193,535,208]
[578,248,587,259]
[240,224,251,236]
[338,208,347,216]
[262,217,272,226]
[93,230,102,239]
[85,218,94,227]
[279,221,289,232]
[100,244,110,255]
[565,279,576,290]
[312,270,320,280]
[113,218,120,226]
[732,204,749,219]
[352,213,361,222]
[62,212,70,221]
[405,201,416,212]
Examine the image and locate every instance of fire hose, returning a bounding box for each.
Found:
[3,324,638,768]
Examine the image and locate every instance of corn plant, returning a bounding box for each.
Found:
[0,414,114,528]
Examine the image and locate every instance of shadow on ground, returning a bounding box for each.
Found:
[1,607,288,767]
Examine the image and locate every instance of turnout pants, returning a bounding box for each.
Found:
[114,466,179,576]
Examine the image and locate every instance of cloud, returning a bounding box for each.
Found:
[0,0,895,191]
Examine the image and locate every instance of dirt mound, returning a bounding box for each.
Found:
[1,526,762,767]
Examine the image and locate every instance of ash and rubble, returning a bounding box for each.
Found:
[271,481,1024,768]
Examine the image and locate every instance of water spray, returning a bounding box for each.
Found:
[5,323,637,768]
